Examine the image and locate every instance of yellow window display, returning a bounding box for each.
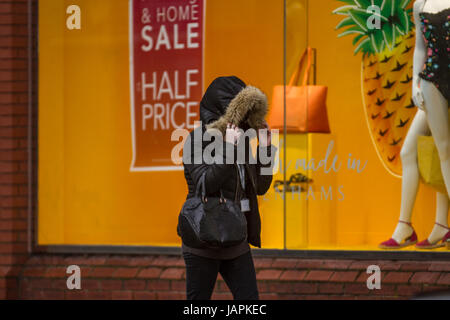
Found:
[37,0,449,253]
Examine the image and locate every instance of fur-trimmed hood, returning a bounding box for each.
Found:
[199,76,268,135]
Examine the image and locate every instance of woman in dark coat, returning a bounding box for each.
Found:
[178,76,276,300]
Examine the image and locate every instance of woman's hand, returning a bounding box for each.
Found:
[258,121,272,147]
[413,78,425,111]
[225,123,242,145]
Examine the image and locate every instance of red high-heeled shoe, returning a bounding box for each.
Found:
[416,223,450,250]
[379,220,417,249]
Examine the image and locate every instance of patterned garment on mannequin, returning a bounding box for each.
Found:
[418,4,450,102]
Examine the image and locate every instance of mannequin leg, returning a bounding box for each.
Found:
[421,80,450,198]
[391,110,430,243]
[426,192,449,243]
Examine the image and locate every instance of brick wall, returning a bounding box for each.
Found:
[0,0,449,301]
[16,254,450,300]
[0,0,32,300]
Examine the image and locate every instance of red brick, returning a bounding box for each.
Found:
[111,290,132,300]
[0,231,17,241]
[0,15,27,25]
[80,279,101,290]
[278,294,307,300]
[0,277,15,288]
[100,279,122,291]
[216,280,228,292]
[0,162,19,173]
[83,290,112,300]
[397,285,422,296]
[0,253,27,265]
[65,290,86,300]
[85,256,107,265]
[0,220,26,231]
[22,266,46,277]
[170,280,186,291]
[370,284,397,296]
[104,256,131,266]
[0,25,27,37]
[421,284,446,293]
[0,196,28,209]
[279,270,306,281]
[257,281,269,293]
[259,293,278,300]
[268,282,293,293]
[377,261,402,271]
[429,262,450,272]
[271,258,298,269]
[321,260,352,270]
[436,273,450,285]
[382,272,412,284]
[63,256,93,266]
[304,270,333,282]
[409,272,440,284]
[147,279,170,291]
[151,256,185,267]
[256,269,282,280]
[1,266,20,277]
[87,267,116,278]
[123,279,146,290]
[128,256,157,266]
[318,283,344,294]
[329,271,359,282]
[0,137,18,149]
[399,262,431,271]
[113,267,139,278]
[345,283,371,295]
[156,292,185,300]
[349,261,374,271]
[253,258,273,269]
[355,272,371,283]
[137,267,162,279]
[27,278,53,289]
[34,289,65,300]
[160,268,184,280]
[296,259,324,269]
[134,291,157,300]
[44,267,67,278]
[0,243,26,253]
[0,127,28,139]
[291,283,317,294]
[304,295,334,300]
[355,295,387,300]
[0,116,27,127]
[51,279,69,290]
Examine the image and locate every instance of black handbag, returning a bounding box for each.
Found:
[177,169,248,249]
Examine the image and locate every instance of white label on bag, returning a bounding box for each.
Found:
[241,198,250,212]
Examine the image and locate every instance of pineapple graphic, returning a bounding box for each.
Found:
[334,0,417,177]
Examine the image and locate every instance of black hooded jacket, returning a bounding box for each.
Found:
[179,76,276,259]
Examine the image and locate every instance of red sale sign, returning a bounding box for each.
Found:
[129,0,204,171]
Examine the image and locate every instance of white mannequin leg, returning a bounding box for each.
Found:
[420,79,450,243]
[427,192,449,243]
[421,80,450,197]
[391,110,430,243]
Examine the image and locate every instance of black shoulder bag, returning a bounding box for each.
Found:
[177,167,248,249]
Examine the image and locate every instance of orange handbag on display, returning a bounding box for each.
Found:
[268,47,330,133]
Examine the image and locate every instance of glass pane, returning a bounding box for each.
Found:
[282,0,309,249]
[37,0,286,247]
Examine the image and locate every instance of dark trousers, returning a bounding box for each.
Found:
[182,250,259,300]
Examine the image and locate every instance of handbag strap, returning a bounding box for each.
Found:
[195,172,206,200]
[288,47,314,87]
[195,171,225,202]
